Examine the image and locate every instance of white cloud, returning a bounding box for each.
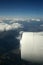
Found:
[0,17,41,23]
[0,17,41,31]
[40,24,43,27]
[0,17,24,31]
[11,23,23,29]
[0,22,23,31]
[0,23,11,31]
[12,17,41,22]
[36,19,40,21]
[31,18,40,21]
[16,31,23,40]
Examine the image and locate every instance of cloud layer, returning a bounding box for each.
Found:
[0,17,42,32]
[0,17,24,31]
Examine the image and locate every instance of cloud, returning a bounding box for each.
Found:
[40,24,43,27]
[16,31,23,40]
[0,23,23,31]
[0,17,24,31]
[31,19,40,21]
[0,17,41,32]
[0,17,41,23]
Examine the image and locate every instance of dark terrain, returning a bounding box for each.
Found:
[0,52,42,65]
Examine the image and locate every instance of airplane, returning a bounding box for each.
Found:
[20,32,43,63]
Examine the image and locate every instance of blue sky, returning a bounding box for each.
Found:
[0,0,43,18]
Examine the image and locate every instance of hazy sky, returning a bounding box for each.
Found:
[0,0,43,18]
